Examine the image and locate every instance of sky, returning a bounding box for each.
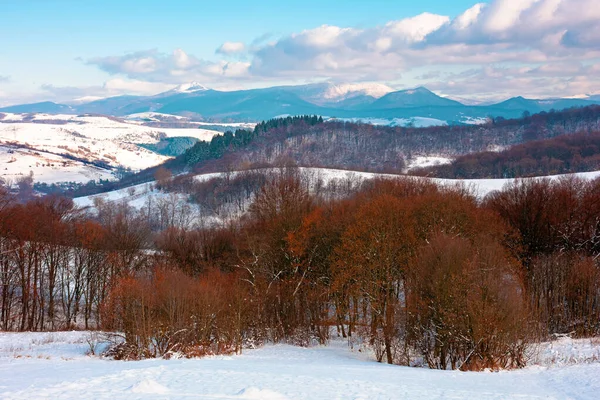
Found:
[1,0,599,106]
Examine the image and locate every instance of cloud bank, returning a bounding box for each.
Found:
[7,0,600,104]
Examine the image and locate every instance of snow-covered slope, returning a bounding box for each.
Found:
[0,145,113,184]
[161,81,209,95]
[0,331,598,399]
[0,113,221,182]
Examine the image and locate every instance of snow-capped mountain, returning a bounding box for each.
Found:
[2,83,600,124]
[320,82,394,101]
[161,82,210,95]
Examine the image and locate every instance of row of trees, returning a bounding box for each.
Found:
[0,189,151,331]
[1,171,599,370]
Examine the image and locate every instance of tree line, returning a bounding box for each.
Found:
[1,170,598,370]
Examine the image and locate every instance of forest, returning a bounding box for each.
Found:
[1,169,598,370]
[415,131,600,179]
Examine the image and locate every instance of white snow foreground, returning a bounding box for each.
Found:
[0,332,599,399]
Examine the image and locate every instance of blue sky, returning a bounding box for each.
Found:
[1,0,599,105]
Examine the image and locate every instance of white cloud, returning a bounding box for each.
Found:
[216,42,246,55]
[425,62,600,101]
[88,48,250,84]
[42,0,600,101]
[384,13,449,43]
[102,78,173,94]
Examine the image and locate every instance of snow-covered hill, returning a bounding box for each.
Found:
[0,113,221,183]
[0,145,113,184]
[73,167,600,212]
[0,331,598,399]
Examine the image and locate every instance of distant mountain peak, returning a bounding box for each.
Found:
[322,82,394,100]
[402,86,431,94]
[170,82,209,93]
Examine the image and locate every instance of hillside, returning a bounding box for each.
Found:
[64,107,600,197]
[0,113,221,184]
[416,131,600,179]
[177,106,600,174]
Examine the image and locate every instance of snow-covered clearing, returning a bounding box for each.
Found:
[0,114,221,177]
[0,331,598,399]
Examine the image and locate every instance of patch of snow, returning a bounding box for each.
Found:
[168,82,209,94]
[461,116,489,125]
[323,83,394,100]
[333,117,448,128]
[530,336,600,367]
[0,331,108,360]
[68,96,106,105]
[407,156,453,170]
[194,121,257,129]
[73,182,190,212]
[126,112,189,121]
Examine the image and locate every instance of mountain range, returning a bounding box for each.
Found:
[2,82,600,124]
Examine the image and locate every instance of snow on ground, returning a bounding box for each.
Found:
[0,114,221,176]
[194,121,257,129]
[73,181,193,213]
[125,113,257,129]
[460,116,489,125]
[406,155,453,170]
[532,336,600,367]
[0,331,599,399]
[333,117,448,128]
[0,145,113,184]
[295,168,600,198]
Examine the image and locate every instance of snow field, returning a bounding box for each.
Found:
[0,331,599,399]
[0,145,114,184]
[0,114,221,177]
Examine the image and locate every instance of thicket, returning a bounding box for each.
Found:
[1,172,599,370]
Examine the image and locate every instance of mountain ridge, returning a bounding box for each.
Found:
[2,83,600,123]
